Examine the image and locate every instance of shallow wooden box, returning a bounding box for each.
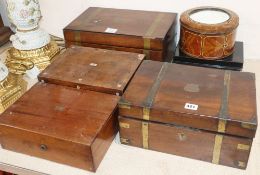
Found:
[38,46,145,96]
[173,41,244,71]
[118,60,257,169]
[63,7,177,62]
[0,83,120,172]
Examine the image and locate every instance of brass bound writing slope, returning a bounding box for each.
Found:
[64,7,177,62]
[118,60,257,169]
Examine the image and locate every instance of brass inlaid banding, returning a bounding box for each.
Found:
[142,122,149,149]
[120,138,130,144]
[212,71,231,164]
[141,63,169,149]
[74,8,103,43]
[238,161,246,168]
[143,49,151,60]
[212,135,224,164]
[237,144,250,151]
[119,122,130,129]
[143,13,164,50]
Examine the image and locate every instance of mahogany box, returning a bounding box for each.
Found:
[38,46,145,96]
[63,7,177,62]
[0,14,12,46]
[173,41,244,71]
[118,60,257,169]
[0,82,120,172]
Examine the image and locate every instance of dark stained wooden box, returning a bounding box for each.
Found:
[118,60,257,169]
[0,83,120,172]
[63,7,177,62]
[173,41,244,71]
[38,46,145,96]
[0,14,12,46]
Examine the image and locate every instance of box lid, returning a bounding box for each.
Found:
[64,7,177,50]
[119,61,257,138]
[0,82,119,146]
[38,46,145,95]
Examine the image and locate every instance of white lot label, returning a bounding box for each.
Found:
[184,103,198,111]
[26,66,40,79]
[105,27,118,33]
[0,62,9,81]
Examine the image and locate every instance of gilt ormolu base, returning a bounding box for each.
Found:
[5,41,60,74]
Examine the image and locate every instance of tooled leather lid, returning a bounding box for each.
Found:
[180,6,239,34]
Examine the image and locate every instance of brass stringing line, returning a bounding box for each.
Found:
[212,70,231,164]
[143,13,164,50]
[74,8,102,42]
[141,62,169,149]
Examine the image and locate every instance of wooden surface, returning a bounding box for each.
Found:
[0,42,259,174]
[64,7,177,52]
[65,41,166,62]
[119,60,257,138]
[38,46,144,95]
[119,116,252,169]
[0,83,120,172]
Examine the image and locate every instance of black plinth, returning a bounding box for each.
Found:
[173,41,244,71]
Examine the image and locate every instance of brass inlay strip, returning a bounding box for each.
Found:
[118,104,131,109]
[120,138,130,144]
[217,119,227,133]
[143,107,150,121]
[238,161,246,168]
[219,70,231,119]
[73,8,102,43]
[119,122,130,129]
[212,71,231,164]
[143,63,169,110]
[237,144,250,151]
[141,62,169,149]
[143,13,164,50]
[142,122,149,149]
[212,135,224,164]
[145,13,164,37]
[241,123,257,130]
[143,39,151,50]
[143,49,151,60]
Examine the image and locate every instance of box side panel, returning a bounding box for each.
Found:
[64,30,164,51]
[118,116,252,169]
[0,125,95,172]
[91,109,118,170]
[65,41,164,62]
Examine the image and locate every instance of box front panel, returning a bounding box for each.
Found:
[118,116,252,169]
[0,125,95,172]
[65,41,165,62]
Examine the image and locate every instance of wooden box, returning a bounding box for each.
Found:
[63,7,177,62]
[118,61,257,169]
[0,83,120,172]
[0,14,12,46]
[38,46,145,96]
[173,41,244,71]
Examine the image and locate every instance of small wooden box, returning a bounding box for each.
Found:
[0,83,120,172]
[38,46,145,96]
[173,41,244,71]
[63,7,177,62]
[118,61,257,169]
[0,14,12,46]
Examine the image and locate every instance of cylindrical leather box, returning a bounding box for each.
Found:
[180,6,239,60]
